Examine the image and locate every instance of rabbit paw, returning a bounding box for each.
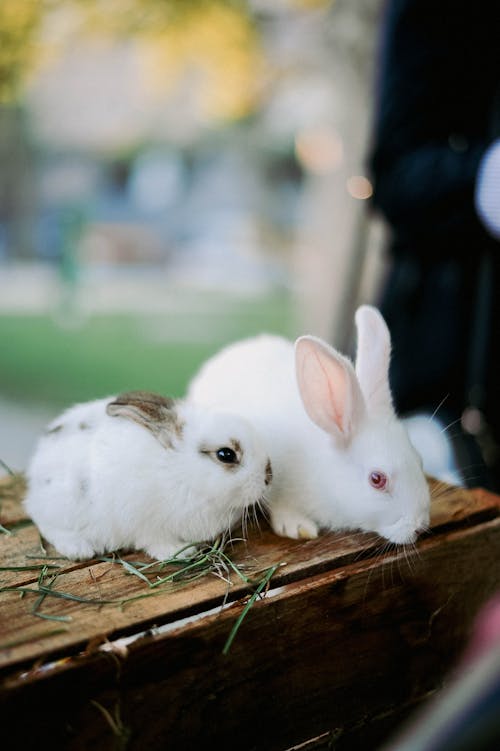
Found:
[48,532,96,561]
[270,508,319,540]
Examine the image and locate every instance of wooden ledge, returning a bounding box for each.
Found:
[1,474,499,750]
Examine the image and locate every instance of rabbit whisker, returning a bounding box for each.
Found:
[440,417,463,435]
[362,537,395,596]
[428,394,450,422]
[243,502,254,538]
[251,501,261,531]
[432,482,455,498]
[402,543,413,575]
[258,493,271,520]
[397,550,405,581]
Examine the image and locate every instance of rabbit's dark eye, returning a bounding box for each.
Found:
[369,470,388,490]
[216,447,238,464]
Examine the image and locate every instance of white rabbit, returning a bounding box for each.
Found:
[24,391,272,560]
[188,306,430,545]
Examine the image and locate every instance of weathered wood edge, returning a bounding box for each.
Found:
[1,480,499,676]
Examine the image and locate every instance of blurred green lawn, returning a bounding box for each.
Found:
[0,292,296,408]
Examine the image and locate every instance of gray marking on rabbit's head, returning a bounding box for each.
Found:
[45,424,63,435]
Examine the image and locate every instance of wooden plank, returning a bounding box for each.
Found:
[1,515,499,751]
[0,474,27,526]
[1,475,499,674]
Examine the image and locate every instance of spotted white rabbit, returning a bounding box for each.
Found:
[24,391,272,560]
[188,305,430,545]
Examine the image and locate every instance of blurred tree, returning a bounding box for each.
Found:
[0,0,262,122]
[0,0,383,349]
[138,1,262,123]
[0,105,36,258]
[0,0,263,259]
[0,0,43,103]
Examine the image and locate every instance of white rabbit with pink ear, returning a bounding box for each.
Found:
[188,305,430,545]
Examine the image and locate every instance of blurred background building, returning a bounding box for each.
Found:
[0,0,386,469]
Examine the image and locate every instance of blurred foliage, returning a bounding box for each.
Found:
[0,1,44,103]
[0,292,295,406]
[138,2,262,122]
[0,0,262,121]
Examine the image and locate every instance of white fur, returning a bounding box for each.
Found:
[24,397,271,560]
[188,305,430,545]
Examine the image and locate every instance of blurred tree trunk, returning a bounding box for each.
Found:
[294,0,387,349]
[0,105,36,259]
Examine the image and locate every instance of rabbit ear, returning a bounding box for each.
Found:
[295,336,366,443]
[106,391,182,448]
[354,305,394,414]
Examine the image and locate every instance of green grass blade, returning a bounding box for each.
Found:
[222,564,280,656]
[0,458,14,476]
[33,610,72,623]
[115,556,153,586]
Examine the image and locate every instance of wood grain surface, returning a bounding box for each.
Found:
[1,473,499,750]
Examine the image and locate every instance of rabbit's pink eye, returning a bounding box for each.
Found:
[369,470,387,490]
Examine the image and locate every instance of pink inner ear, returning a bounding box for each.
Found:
[296,338,355,438]
[319,354,348,431]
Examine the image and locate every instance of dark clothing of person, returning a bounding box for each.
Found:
[368,0,500,490]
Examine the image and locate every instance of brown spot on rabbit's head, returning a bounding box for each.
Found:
[106,391,182,449]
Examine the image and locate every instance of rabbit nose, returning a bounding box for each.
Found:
[264,459,273,486]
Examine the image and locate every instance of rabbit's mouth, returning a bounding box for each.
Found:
[378,520,423,545]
